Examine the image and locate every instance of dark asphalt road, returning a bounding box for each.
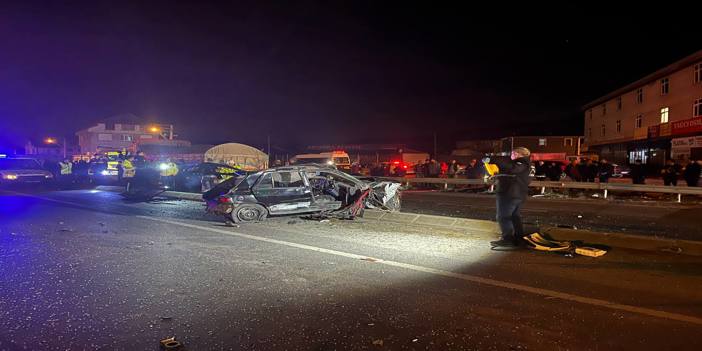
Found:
[1,189,702,350]
[401,191,702,240]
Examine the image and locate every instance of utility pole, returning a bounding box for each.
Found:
[63,137,67,159]
[433,132,437,159]
[267,135,271,166]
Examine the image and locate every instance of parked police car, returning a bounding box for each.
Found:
[0,155,53,186]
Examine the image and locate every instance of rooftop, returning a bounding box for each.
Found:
[583,49,702,110]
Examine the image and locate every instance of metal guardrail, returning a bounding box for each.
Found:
[383,177,702,202]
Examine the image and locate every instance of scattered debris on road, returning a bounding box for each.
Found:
[224,220,239,228]
[660,247,683,254]
[159,337,185,350]
[523,233,608,257]
[575,246,607,257]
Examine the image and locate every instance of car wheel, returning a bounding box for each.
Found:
[231,204,268,223]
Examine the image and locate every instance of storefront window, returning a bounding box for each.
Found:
[628,149,648,164]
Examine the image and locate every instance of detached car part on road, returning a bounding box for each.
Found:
[203,164,401,223]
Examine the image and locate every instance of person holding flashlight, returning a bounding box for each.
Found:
[483,147,532,248]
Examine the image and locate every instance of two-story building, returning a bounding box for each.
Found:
[75,114,186,155]
[501,136,584,161]
[583,50,702,166]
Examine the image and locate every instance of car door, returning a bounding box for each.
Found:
[252,170,313,214]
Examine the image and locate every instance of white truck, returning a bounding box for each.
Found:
[291,151,351,171]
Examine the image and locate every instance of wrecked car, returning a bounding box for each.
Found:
[203,164,401,223]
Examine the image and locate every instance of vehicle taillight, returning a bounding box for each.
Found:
[218,196,232,204]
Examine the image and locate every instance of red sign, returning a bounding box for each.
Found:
[672,116,702,135]
[531,153,566,161]
[648,125,660,138]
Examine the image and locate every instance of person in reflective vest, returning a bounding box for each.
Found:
[58,158,74,187]
[122,157,136,179]
[159,159,179,188]
[59,159,73,175]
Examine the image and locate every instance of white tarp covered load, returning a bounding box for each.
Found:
[204,143,268,171]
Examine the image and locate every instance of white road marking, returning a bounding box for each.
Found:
[8,190,702,326]
[141,215,702,326]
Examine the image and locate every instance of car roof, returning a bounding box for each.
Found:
[263,164,337,172]
[0,157,38,161]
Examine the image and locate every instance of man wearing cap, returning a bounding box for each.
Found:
[483,147,532,247]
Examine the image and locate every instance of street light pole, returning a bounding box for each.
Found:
[433,132,437,159]
[267,135,271,167]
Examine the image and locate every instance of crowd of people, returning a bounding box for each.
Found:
[41,153,702,190]
[356,159,488,179]
[534,157,702,186]
[42,151,183,188]
[352,156,702,187]
[660,159,701,187]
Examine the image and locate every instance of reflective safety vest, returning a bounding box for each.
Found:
[122,159,135,178]
[160,162,179,177]
[59,162,73,175]
[215,166,237,180]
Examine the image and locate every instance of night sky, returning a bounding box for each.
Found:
[1,1,699,152]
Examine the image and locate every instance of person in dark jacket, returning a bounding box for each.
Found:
[683,160,701,187]
[661,159,681,186]
[485,147,532,247]
[466,159,481,179]
[414,160,425,178]
[630,159,646,184]
[577,159,589,182]
[565,159,581,181]
[447,160,459,178]
[547,162,562,181]
[534,161,547,180]
[422,159,431,177]
[427,159,441,178]
[585,159,598,182]
[597,159,614,183]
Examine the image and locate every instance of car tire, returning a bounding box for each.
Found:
[231,204,268,223]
